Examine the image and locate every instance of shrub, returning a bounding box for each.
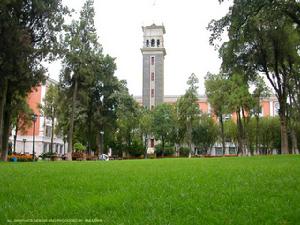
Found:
[8,154,36,162]
[72,152,86,160]
[74,142,86,152]
[179,147,190,157]
[40,152,57,160]
[155,144,175,156]
[127,140,144,157]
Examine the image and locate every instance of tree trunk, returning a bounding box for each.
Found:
[291,129,298,154]
[87,115,92,154]
[161,136,165,157]
[1,102,11,161]
[219,115,226,155]
[279,113,289,154]
[0,79,8,157]
[236,110,244,156]
[95,131,100,157]
[50,115,54,154]
[14,116,19,153]
[188,120,192,158]
[67,77,78,160]
[100,132,104,155]
[241,108,249,156]
[255,115,259,155]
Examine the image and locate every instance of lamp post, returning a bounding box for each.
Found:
[23,139,27,154]
[100,131,104,155]
[32,114,38,161]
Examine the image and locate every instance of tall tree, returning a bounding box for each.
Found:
[86,55,119,155]
[0,0,66,161]
[40,84,59,153]
[192,114,218,155]
[152,103,175,157]
[251,76,271,154]
[205,72,230,155]
[227,74,254,155]
[208,0,300,154]
[60,0,101,160]
[177,73,201,157]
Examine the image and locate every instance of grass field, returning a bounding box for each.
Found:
[1,156,300,225]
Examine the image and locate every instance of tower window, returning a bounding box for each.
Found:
[157,39,160,47]
[151,89,154,97]
[151,57,155,65]
[151,72,154,81]
[146,40,149,47]
[151,39,155,47]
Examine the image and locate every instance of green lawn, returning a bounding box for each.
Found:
[1,156,300,225]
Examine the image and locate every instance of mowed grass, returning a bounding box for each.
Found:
[1,156,300,225]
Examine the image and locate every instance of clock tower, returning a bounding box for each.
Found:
[141,24,166,109]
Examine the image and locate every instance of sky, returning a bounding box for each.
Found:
[48,0,232,96]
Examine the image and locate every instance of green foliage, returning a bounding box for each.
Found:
[152,103,176,154]
[177,74,201,151]
[155,144,175,156]
[40,84,59,119]
[209,0,300,153]
[58,0,124,156]
[73,142,86,152]
[11,94,33,134]
[179,147,191,157]
[205,72,230,117]
[0,0,67,160]
[115,84,141,148]
[224,120,238,143]
[192,114,218,154]
[127,140,144,157]
[259,117,281,154]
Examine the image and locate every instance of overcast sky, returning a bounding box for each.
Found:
[48,0,232,96]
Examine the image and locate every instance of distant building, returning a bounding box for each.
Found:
[134,95,279,118]
[11,78,66,156]
[135,94,279,155]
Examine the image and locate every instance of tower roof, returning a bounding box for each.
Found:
[142,23,166,34]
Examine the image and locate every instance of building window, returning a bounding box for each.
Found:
[229,147,236,154]
[151,39,155,47]
[215,147,223,155]
[151,56,155,65]
[146,40,149,47]
[43,143,48,153]
[157,39,160,47]
[45,126,52,137]
[151,72,154,81]
[151,89,154,97]
[150,139,154,148]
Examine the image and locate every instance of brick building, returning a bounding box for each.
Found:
[10,78,66,156]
